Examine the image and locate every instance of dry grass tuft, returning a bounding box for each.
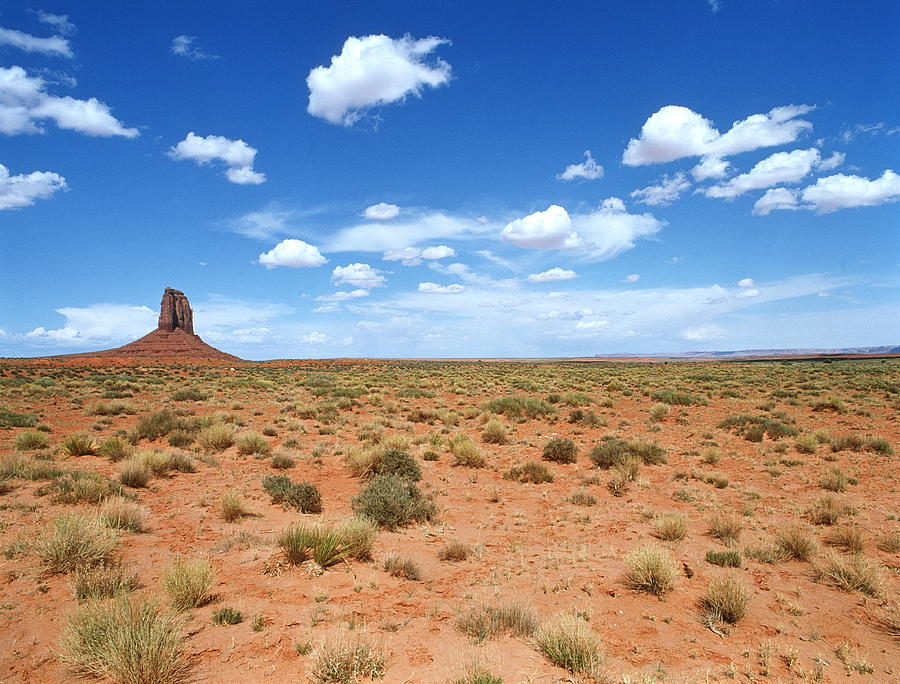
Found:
[624,545,677,596]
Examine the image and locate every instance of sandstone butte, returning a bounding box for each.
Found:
[76,287,240,361]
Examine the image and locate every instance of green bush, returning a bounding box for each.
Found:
[483,396,556,419]
[351,474,435,530]
[542,437,577,464]
[504,462,554,484]
[212,607,244,625]
[589,436,666,468]
[371,448,421,481]
[197,424,234,453]
[98,437,131,462]
[171,388,206,402]
[235,431,270,456]
[13,430,49,450]
[33,513,119,573]
[706,550,742,568]
[0,408,37,428]
[650,389,707,406]
[262,474,322,513]
[62,433,96,457]
[278,524,348,567]
[536,614,605,677]
[163,558,214,611]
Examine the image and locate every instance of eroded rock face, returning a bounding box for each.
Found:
[158,287,194,334]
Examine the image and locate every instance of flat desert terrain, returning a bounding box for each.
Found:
[0,358,897,683]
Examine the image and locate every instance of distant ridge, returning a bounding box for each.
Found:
[75,288,240,361]
[595,345,900,359]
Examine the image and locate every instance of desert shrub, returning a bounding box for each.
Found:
[13,430,48,450]
[262,474,322,513]
[588,436,666,468]
[815,553,884,598]
[862,436,892,455]
[699,447,722,465]
[163,558,214,611]
[59,598,192,684]
[171,388,206,402]
[438,541,471,562]
[819,468,851,492]
[50,470,124,504]
[707,512,743,545]
[197,424,234,453]
[504,462,554,484]
[371,448,421,481]
[649,403,669,422]
[456,600,538,641]
[700,575,752,624]
[219,490,251,522]
[795,433,819,454]
[90,400,135,416]
[453,667,503,684]
[134,409,179,441]
[449,433,485,468]
[568,408,604,427]
[383,555,421,580]
[311,635,386,683]
[706,549,742,567]
[212,607,243,625]
[235,431,270,456]
[168,451,196,473]
[270,451,296,469]
[774,525,818,561]
[650,389,707,406]
[481,418,509,444]
[624,545,677,596]
[826,526,866,554]
[62,433,96,457]
[119,459,152,488]
[717,414,798,440]
[98,436,131,462]
[542,437,577,464]
[422,450,439,461]
[336,517,377,561]
[70,563,138,602]
[278,524,348,567]
[536,614,605,677]
[0,407,37,428]
[569,489,597,506]
[167,431,194,448]
[483,396,556,419]
[100,497,145,532]
[808,494,853,526]
[653,513,688,541]
[351,475,435,530]
[34,513,119,573]
[812,397,844,413]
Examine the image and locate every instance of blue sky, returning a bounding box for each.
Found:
[1,0,897,359]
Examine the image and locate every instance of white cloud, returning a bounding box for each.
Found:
[476,250,515,270]
[630,171,690,206]
[171,35,219,60]
[0,163,67,209]
[382,244,456,266]
[418,282,465,294]
[752,187,800,215]
[527,268,577,283]
[324,212,490,252]
[307,34,451,126]
[574,320,609,331]
[0,66,138,137]
[169,131,265,184]
[501,199,664,261]
[35,11,76,36]
[557,150,604,181]
[332,263,386,288]
[801,170,900,214]
[228,207,294,239]
[691,156,730,181]
[0,27,73,58]
[735,288,760,299]
[363,202,400,220]
[300,331,328,344]
[316,289,370,302]
[707,0,721,12]
[25,304,156,347]
[258,239,327,268]
[624,273,641,283]
[737,278,754,288]
[623,104,813,166]
[682,324,726,341]
[839,122,900,143]
[704,148,822,199]
[817,151,844,172]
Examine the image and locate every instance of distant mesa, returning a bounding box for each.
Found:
[81,287,240,361]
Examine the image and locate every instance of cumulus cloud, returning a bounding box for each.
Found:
[300,331,328,344]
[623,104,813,166]
[363,202,400,220]
[307,34,451,126]
[332,263,386,288]
[752,187,800,215]
[624,273,641,283]
[418,282,465,294]
[704,148,822,199]
[682,324,726,341]
[0,66,138,137]
[169,131,265,184]
[383,244,456,266]
[754,170,900,215]
[0,163,67,209]
[501,199,664,261]
[0,27,73,58]
[630,171,690,206]
[801,170,900,213]
[171,35,219,60]
[817,151,845,172]
[738,278,755,288]
[691,156,730,181]
[557,150,604,181]
[258,239,326,268]
[25,304,156,347]
[527,268,577,283]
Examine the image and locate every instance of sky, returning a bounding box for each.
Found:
[0,0,897,359]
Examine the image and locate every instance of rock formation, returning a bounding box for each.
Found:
[78,287,240,360]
